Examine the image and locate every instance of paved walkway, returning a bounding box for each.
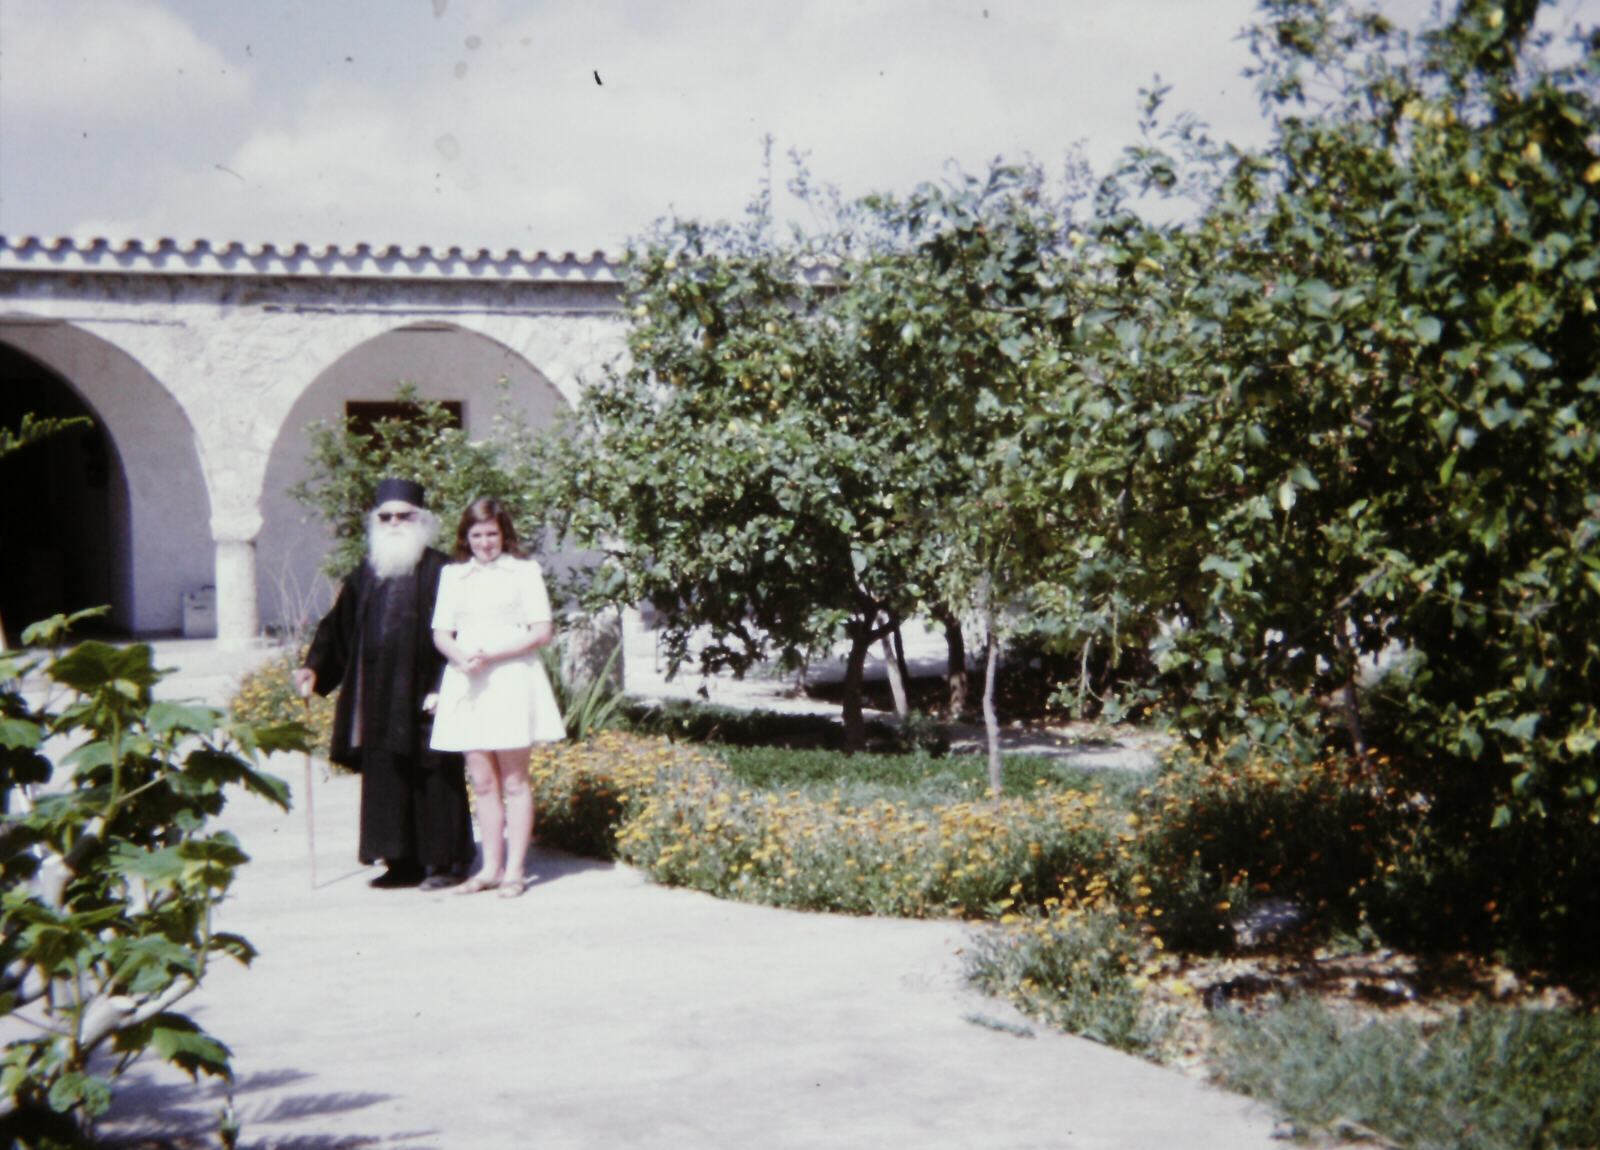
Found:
[79,639,1281,1149]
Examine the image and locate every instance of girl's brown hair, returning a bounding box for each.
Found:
[451,496,521,561]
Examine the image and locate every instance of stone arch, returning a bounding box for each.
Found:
[257,323,569,630]
[0,321,210,636]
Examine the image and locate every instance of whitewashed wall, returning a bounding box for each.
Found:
[0,242,625,644]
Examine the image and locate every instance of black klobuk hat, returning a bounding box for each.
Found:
[373,477,427,508]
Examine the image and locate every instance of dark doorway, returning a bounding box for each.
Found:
[1,344,122,640]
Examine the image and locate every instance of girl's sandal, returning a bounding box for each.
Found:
[453,875,501,896]
[498,879,526,899]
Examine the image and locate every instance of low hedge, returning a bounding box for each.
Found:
[527,730,1120,919]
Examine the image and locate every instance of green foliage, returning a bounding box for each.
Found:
[968,903,1164,1053]
[0,414,93,461]
[1354,725,1600,967]
[1129,749,1393,952]
[1057,0,1600,827]
[1108,738,1600,968]
[527,731,707,859]
[1,621,303,1141]
[619,775,1115,918]
[568,0,1599,802]
[290,381,552,579]
[1213,996,1600,1150]
[547,229,916,745]
[994,0,1599,960]
[540,640,626,742]
[546,151,1098,752]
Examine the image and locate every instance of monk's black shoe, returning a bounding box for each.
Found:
[418,868,464,891]
[369,863,424,889]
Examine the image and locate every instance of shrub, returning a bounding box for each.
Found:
[1127,749,1393,952]
[1103,739,1600,969]
[1212,997,1600,1150]
[1355,745,1600,971]
[968,902,1171,1053]
[526,731,1120,919]
[526,731,719,859]
[540,640,626,743]
[2,622,304,1145]
[623,776,1121,918]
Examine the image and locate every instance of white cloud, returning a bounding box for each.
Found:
[45,0,1329,252]
[1,0,250,129]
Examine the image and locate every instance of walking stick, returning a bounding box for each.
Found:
[302,695,318,890]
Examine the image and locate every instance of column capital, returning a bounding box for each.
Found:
[210,510,264,545]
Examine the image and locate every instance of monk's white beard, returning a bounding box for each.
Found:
[367,513,437,579]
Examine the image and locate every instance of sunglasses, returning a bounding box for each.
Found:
[377,510,419,523]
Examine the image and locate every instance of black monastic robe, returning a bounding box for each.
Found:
[304,548,474,868]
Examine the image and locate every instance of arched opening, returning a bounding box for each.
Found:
[0,320,211,638]
[0,343,127,638]
[257,324,569,632]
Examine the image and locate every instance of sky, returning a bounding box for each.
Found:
[1,0,1596,257]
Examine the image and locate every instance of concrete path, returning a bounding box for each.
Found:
[74,638,1281,1148]
[100,767,1288,1150]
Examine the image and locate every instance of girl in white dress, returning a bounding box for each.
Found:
[430,498,565,897]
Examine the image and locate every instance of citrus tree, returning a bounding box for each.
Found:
[546,203,941,748]
[549,156,1106,754]
[1080,0,1600,822]
[822,166,1095,786]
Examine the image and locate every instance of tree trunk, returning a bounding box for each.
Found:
[881,626,909,720]
[1333,628,1368,763]
[982,624,1002,797]
[932,604,968,719]
[841,625,873,751]
[1343,674,1367,760]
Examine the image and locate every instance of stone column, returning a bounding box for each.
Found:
[211,511,263,648]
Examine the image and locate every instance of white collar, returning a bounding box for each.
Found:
[460,553,513,576]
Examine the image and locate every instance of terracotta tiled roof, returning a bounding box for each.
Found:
[0,234,622,282]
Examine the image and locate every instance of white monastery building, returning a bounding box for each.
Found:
[0,235,626,648]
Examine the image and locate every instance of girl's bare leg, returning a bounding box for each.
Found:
[464,750,505,884]
[495,747,534,891]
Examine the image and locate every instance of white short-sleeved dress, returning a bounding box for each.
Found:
[429,554,566,751]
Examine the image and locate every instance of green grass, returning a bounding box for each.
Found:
[627,699,1157,807]
[710,744,1154,806]
[1212,997,1600,1150]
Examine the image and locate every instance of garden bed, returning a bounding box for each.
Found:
[526,724,1600,1150]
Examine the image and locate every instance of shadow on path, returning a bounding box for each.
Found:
[100,1065,414,1149]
